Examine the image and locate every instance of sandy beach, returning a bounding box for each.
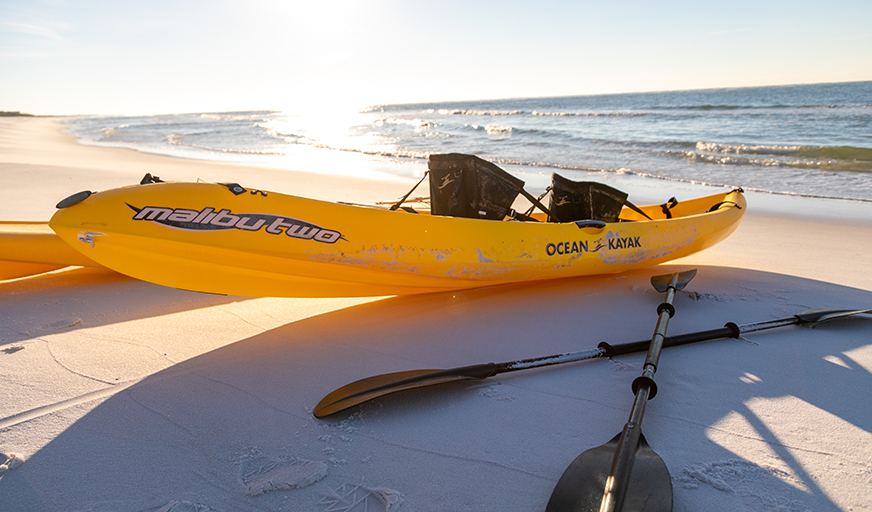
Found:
[2,116,871,511]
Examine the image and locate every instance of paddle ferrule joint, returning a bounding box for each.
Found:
[724,322,741,338]
[643,317,671,370]
[657,302,676,317]
[633,367,658,399]
[597,341,615,358]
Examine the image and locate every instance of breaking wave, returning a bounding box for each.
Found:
[682,141,872,173]
[374,117,436,129]
[531,111,652,117]
[434,109,524,116]
[166,133,288,156]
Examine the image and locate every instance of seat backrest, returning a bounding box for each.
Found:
[548,173,628,223]
[428,153,524,220]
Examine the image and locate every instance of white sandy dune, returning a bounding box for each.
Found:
[1,117,871,512]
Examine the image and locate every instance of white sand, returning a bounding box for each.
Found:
[1,117,871,512]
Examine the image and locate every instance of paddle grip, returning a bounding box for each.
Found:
[597,323,741,358]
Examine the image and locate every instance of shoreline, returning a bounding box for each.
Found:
[2,116,871,512]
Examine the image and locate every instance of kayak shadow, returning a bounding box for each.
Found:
[0,266,252,346]
[1,265,870,512]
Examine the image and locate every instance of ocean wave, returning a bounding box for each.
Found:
[199,111,275,122]
[531,111,652,117]
[166,133,288,156]
[257,124,307,142]
[688,141,872,172]
[374,117,436,129]
[467,124,513,135]
[694,141,804,155]
[605,167,872,202]
[435,109,524,116]
[486,124,512,134]
[651,103,872,111]
[403,107,654,118]
[653,104,746,111]
[798,145,872,166]
[303,140,430,160]
[682,151,814,169]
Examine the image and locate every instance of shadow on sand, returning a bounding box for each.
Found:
[1,265,870,511]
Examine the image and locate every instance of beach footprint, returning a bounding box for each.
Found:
[677,459,811,511]
[156,501,217,512]
[0,452,24,473]
[237,454,328,496]
[317,484,404,512]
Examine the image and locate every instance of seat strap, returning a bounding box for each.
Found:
[524,186,552,218]
[623,199,654,221]
[389,171,429,211]
[708,201,743,212]
[520,188,561,222]
[507,209,540,222]
[660,197,678,219]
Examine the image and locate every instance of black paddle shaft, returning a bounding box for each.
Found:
[314,308,870,418]
[597,269,696,512]
[598,324,738,358]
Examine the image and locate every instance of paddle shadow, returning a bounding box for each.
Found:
[0,266,869,511]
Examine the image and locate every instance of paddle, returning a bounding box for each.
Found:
[546,269,695,512]
[313,306,871,419]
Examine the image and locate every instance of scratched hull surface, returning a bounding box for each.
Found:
[48,182,745,297]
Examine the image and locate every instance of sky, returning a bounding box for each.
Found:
[1,0,871,116]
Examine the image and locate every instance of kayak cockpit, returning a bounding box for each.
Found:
[384,153,742,224]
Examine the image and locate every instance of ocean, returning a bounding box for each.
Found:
[64,81,872,204]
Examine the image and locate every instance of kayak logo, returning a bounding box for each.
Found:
[607,236,641,250]
[546,239,605,256]
[546,233,642,257]
[436,175,456,190]
[127,204,344,244]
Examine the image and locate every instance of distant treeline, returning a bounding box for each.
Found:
[0,112,34,117]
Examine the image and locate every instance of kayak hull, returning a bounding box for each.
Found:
[49,182,745,297]
[0,221,100,280]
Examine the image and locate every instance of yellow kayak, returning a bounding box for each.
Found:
[48,178,745,297]
[0,221,100,280]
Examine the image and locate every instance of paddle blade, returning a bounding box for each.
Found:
[546,433,672,512]
[651,269,697,293]
[314,368,479,418]
[796,308,872,324]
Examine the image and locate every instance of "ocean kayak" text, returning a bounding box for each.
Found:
[546,235,641,256]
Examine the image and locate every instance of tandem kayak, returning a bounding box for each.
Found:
[48,163,745,297]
